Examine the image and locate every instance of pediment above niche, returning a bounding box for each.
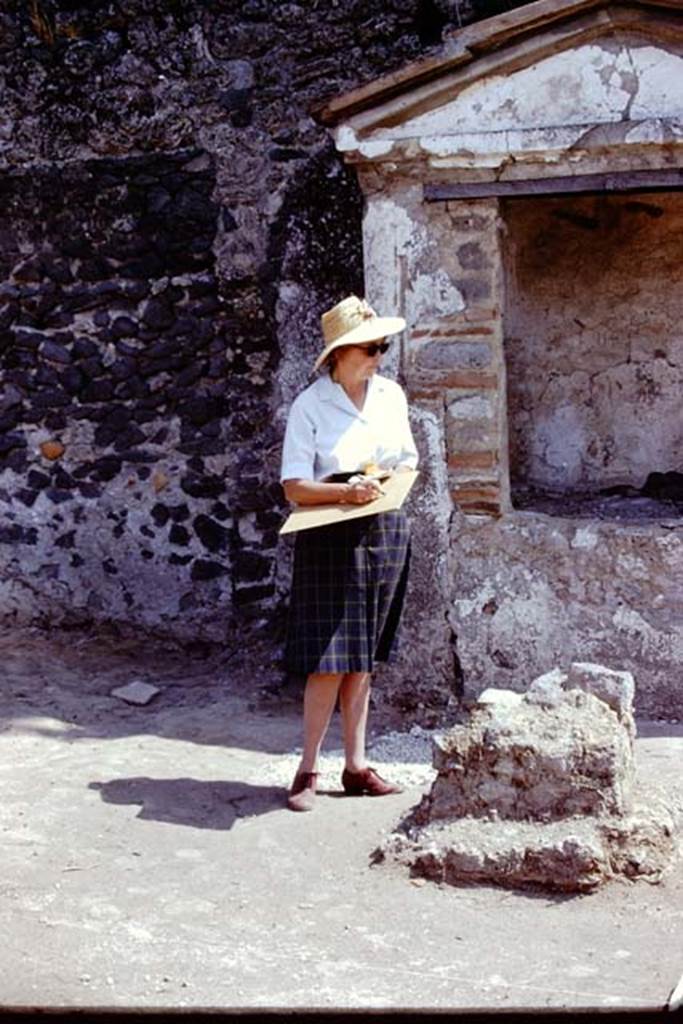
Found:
[362,39,683,142]
[319,1,683,169]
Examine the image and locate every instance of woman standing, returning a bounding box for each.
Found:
[280,295,418,812]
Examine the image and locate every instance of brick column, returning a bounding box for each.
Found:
[404,198,510,516]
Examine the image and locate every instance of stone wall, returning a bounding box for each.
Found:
[450,508,683,719]
[503,192,683,496]
[0,0,521,651]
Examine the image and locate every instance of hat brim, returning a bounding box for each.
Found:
[312,315,406,373]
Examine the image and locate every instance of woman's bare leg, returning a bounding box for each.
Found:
[339,672,371,772]
[298,672,344,773]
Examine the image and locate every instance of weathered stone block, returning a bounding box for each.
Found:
[377,786,677,893]
[447,394,494,419]
[567,662,635,721]
[446,418,498,450]
[416,340,493,371]
[525,667,567,708]
[427,689,634,823]
[378,664,677,892]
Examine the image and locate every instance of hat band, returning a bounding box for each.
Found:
[324,298,377,344]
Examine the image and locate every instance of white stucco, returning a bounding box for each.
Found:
[404,270,465,329]
[360,41,683,142]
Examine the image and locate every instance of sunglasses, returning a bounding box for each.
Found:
[355,341,391,357]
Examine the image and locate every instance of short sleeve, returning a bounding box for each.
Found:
[280,395,316,482]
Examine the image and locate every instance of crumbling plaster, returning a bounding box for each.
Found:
[449,511,683,719]
[360,42,683,138]
[335,33,683,176]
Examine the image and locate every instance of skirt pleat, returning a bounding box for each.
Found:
[285,510,411,675]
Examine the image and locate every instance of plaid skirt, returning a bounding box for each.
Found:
[285,510,411,675]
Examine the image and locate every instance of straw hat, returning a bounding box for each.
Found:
[312,295,406,373]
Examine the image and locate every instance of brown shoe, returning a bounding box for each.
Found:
[287,770,318,812]
[341,766,403,797]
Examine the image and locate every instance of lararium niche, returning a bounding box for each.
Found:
[319,0,683,717]
[503,189,683,519]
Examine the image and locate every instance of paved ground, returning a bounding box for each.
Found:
[1,629,682,1013]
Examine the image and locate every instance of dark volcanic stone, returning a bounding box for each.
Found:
[15,488,38,507]
[94,422,118,447]
[14,330,40,350]
[0,523,38,544]
[111,357,138,382]
[0,431,27,453]
[141,298,175,330]
[78,482,101,499]
[169,524,191,546]
[168,503,190,522]
[44,410,68,430]
[111,316,139,338]
[113,425,147,451]
[82,379,115,403]
[4,449,28,472]
[28,469,51,489]
[170,553,192,566]
[35,365,60,386]
[180,474,225,499]
[60,367,85,394]
[121,450,157,463]
[41,340,72,364]
[0,408,22,432]
[89,456,122,481]
[177,440,225,457]
[193,514,229,552]
[33,389,70,408]
[72,338,99,358]
[45,488,73,504]
[234,549,271,582]
[54,467,75,489]
[233,582,276,605]
[80,356,104,379]
[191,559,228,581]
[151,504,170,527]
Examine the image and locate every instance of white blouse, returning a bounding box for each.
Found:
[280,372,418,482]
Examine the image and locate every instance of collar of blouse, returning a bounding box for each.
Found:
[317,373,388,421]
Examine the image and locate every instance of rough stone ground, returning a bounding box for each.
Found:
[1,628,682,1013]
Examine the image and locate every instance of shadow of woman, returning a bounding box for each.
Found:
[89,776,284,830]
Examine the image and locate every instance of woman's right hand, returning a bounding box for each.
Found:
[345,479,383,504]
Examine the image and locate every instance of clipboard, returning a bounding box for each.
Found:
[279,470,419,535]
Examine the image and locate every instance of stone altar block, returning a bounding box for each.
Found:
[376,664,678,892]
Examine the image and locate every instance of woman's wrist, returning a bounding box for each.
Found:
[339,483,351,504]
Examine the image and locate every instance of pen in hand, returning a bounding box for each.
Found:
[348,473,385,496]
